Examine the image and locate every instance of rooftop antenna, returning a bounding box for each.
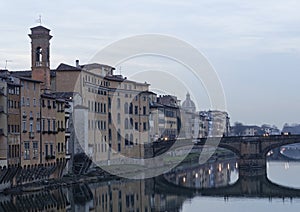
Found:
[5,60,12,69]
[118,66,122,75]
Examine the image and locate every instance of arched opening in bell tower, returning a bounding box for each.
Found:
[35,47,43,66]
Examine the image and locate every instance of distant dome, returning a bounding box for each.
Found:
[182,93,196,113]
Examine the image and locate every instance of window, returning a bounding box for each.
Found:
[103,103,106,113]
[125,134,129,146]
[33,98,36,107]
[118,143,121,152]
[36,121,40,132]
[117,113,121,125]
[117,129,121,142]
[29,120,33,132]
[24,142,30,160]
[129,103,133,114]
[143,122,147,131]
[33,142,38,159]
[22,121,26,132]
[130,118,133,129]
[135,122,138,130]
[125,118,129,129]
[26,97,30,106]
[48,119,51,131]
[108,113,111,124]
[108,97,111,108]
[45,144,48,157]
[36,47,42,64]
[143,106,146,115]
[130,134,134,145]
[42,119,45,131]
[135,106,138,115]
[21,97,25,106]
[53,120,56,131]
[117,98,121,109]
[50,144,53,156]
[124,103,128,114]
[58,143,61,153]
[109,129,112,141]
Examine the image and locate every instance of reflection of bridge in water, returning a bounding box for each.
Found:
[155,159,300,198]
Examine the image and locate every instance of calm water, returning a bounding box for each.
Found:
[1,158,300,211]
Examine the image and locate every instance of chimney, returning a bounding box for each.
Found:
[76,60,80,68]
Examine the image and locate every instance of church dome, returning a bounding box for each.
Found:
[182,93,196,113]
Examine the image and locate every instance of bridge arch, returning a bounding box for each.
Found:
[261,136,300,157]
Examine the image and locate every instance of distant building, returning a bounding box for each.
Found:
[149,95,180,141]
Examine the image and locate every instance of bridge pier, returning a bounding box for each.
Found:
[238,157,266,176]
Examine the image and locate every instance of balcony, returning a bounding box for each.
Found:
[29,131,34,139]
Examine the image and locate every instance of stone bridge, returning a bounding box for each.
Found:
[151,135,300,170]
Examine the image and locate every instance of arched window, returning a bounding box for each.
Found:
[124,102,128,114]
[125,134,129,146]
[117,113,121,125]
[36,47,42,66]
[125,118,128,129]
[129,103,133,114]
[130,134,133,145]
[117,129,121,142]
[130,118,133,129]
[117,98,121,109]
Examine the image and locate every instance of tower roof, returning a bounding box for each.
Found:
[30,25,50,32]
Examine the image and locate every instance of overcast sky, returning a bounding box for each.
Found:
[1,0,300,128]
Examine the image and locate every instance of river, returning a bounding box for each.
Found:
[1,157,300,211]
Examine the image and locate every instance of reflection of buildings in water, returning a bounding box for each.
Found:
[89,180,150,212]
[164,159,238,189]
[0,180,186,212]
[88,180,185,212]
[0,188,68,211]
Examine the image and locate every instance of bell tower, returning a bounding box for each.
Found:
[28,25,52,91]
